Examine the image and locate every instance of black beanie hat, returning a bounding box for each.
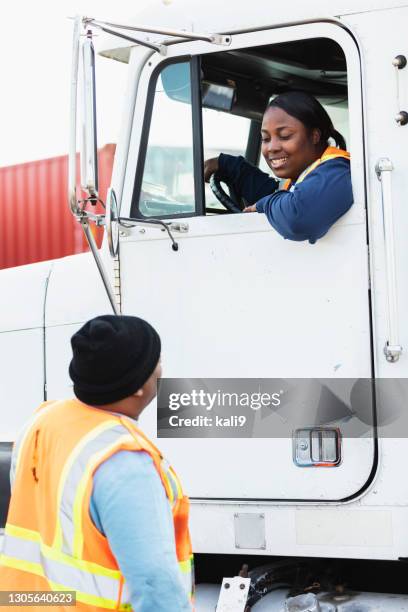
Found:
[69,315,161,405]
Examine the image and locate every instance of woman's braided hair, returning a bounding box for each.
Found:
[268,91,347,150]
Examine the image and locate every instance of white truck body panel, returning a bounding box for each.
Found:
[0,262,51,440]
[1,1,408,565]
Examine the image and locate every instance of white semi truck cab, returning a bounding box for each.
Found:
[1,0,408,608]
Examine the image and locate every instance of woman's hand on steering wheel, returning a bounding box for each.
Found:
[204,157,219,182]
[204,156,245,213]
[243,204,257,213]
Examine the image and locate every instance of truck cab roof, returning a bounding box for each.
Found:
[97,0,408,62]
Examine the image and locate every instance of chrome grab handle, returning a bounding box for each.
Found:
[68,15,81,216]
[375,158,402,362]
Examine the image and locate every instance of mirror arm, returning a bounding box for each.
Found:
[80,217,120,315]
[85,17,231,46]
[92,23,167,55]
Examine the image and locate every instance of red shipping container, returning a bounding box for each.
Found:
[0,144,115,270]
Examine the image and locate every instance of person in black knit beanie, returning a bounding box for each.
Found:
[69,314,161,406]
[2,314,194,612]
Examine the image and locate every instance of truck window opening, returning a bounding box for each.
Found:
[132,37,349,219]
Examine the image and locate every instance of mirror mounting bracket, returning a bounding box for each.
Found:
[82,17,231,54]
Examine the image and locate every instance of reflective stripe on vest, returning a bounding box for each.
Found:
[179,554,195,601]
[54,418,193,599]
[282,146,350,191]
[161,458,181,506]
[53,420,134,557]
[4,405,193,607]
[1,527,130,610]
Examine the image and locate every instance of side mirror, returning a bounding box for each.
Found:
[68,18,99,213]
[80,32,98,198]
[68,18,119,316]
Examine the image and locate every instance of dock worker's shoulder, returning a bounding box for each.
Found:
[34,399,62,414]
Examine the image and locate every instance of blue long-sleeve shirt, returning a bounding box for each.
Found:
[90,450,191,612]
[218,153,353,244]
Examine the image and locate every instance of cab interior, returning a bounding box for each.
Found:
[133,37,349,218]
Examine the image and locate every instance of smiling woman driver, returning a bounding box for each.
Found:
[204,91,352,244]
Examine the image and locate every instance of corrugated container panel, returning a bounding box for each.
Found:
[0,144,115,270]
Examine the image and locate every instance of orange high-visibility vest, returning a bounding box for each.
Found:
[0,400,194,611]
[282,146,350,191]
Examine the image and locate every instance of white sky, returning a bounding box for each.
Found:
[0,1,349,168]
[0,0,253,168]
[0,1,152,167]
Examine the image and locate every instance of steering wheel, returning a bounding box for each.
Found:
[209,173,243,213]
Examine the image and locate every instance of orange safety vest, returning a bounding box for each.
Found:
[282,146,350,191]
[0,400,194,611]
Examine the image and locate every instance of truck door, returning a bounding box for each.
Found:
[119,22,374,501]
